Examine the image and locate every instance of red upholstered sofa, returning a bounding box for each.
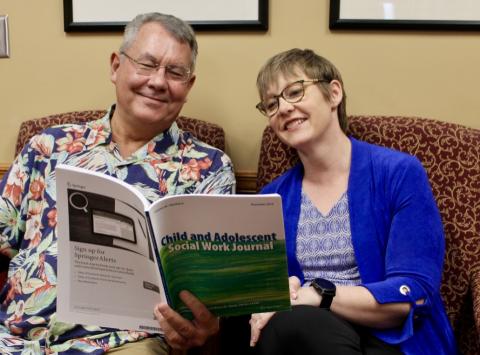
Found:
[256,115,480,355]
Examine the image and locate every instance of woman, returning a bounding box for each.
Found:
[250,49,457,354]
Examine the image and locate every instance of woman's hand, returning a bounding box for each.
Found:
[249,276,305,347]
[154,290,219,350]
[289,276,322,307]
[291,286,322,307]
[249,311,275,347]
[289,276,301,300]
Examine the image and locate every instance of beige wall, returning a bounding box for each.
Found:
[1,1,479,174]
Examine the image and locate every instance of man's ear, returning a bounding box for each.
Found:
[186,74,196,90]
[182,74,196,101]
[110,52,121,83]
[329,79,343,108]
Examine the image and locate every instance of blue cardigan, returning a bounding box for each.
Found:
[261,138,457,354]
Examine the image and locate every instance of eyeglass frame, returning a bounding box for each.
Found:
[256,79,330,117]
[119,51,192,83]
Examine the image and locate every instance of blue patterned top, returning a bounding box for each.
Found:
[297,190,361,286]
[0,107,235,354]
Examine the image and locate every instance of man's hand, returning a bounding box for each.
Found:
[154,290,219,350]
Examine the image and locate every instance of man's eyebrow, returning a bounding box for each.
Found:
[136,53,187,67]
[140,53,158,62]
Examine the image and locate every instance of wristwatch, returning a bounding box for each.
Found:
[311,278,336,309]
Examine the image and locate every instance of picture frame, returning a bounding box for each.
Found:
[63,0,268,32]
[0,15,9,58]
[330,0,480,31]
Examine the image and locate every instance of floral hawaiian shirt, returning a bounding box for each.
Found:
[0,107,235,354]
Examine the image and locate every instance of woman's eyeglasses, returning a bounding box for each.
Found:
[256,79,328,117]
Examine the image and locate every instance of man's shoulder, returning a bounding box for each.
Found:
[41,122,86,134]
[34,115,106,138]
[186,133,222,151]
[178,128,230,160]
[22,116,107,158]
[28,123,87,149]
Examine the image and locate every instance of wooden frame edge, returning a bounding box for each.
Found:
[64,0,268,32]
[329,0,480,31]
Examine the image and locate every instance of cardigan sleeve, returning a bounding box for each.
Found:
[360,155,445,343]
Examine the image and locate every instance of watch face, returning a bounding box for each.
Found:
[314,278,335,292]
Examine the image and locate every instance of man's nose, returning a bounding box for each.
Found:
[148,67,168,88]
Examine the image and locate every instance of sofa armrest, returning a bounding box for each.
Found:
[471,266,480,336]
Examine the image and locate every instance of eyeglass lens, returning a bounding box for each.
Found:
[122,52,190,82]
[263,81,306,116]
[136,64,189,82]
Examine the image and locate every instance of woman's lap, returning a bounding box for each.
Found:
[255,305,402,355]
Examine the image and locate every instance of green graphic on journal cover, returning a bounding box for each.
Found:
[159,238,291,319]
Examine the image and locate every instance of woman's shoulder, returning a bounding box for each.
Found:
[260,163,302,194]
[351,137,423,172]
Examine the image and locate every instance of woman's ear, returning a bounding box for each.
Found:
[329,80,343,108]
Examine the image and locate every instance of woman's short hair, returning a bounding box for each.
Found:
[256,48,348,133]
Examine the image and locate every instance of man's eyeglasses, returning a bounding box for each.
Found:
[256,79,328,117]
[120,51,191,83]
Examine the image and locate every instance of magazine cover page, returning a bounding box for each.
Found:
[148,194,291,318]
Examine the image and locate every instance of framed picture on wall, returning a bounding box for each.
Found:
[330,0,480,30]
[64,0,268,32]
[0,15,9,58]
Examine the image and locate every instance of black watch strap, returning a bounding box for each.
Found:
[311,278,336,309]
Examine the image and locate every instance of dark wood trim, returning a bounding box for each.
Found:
[235,171,257,194]
[0,163,258,194]
[0,164,9,180]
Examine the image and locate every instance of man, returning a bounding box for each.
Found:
[0,12,235,354]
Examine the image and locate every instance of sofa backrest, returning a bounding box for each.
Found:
[15,110,226,157]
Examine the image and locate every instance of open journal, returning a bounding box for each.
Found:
[56,164,290,333]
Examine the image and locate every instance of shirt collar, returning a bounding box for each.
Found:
[84,104,184,161]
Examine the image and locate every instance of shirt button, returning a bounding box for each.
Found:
[399,285,411,296]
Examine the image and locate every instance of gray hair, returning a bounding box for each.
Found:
[120,12,198,71]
